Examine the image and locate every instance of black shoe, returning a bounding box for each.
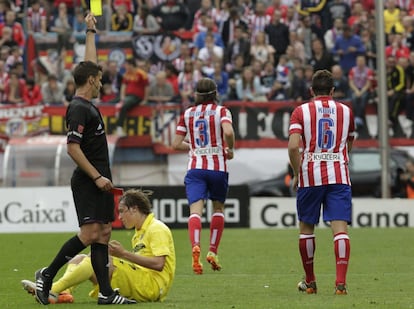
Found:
[98,289,136,305]
[34,268,52,305]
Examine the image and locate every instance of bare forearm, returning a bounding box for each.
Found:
[120,251,165,272]
[84,32,97,63]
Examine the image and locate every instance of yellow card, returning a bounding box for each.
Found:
[90,0,102,16]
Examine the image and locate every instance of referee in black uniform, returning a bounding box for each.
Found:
[33,13,135,305]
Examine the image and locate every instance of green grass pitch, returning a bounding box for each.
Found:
[1,228,414,309]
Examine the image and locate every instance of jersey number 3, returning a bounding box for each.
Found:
[195,119,209,147]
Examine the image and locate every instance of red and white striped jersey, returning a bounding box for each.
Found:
[175,102,233,172]
[289,96,355,187]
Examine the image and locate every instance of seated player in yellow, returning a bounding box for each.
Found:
[21,189,176,304]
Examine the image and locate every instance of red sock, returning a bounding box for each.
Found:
[299,234,316,283]
[209,213,224,254]
[188,214,202,247]
[334,232,350,286]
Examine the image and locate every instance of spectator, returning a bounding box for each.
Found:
[178,59,203,107]
[402,15,414,51]
[227,54,246,100]
[73,8,87,41]
[324,18,343,53]
[111,3,133,31]
[197,32,224,75]
[250,31,275,65]
[151,0,191,32]
[116,58,149,137]
[0,10,25,50]
[303,64,314,98]
[235,66,266,102]
[112,0,135,14]
[386,32,410,60]
[309,38,336,72]
[63,78,75,106]
[347,2,368,33]
[52,0,78,22]
[289,31,306,64]
[208,61,229,102]
[100,84,118,103]
[331,64,350,101]
[297,15,324,62]
[192,0,219,33]
[248,1,271,43]
[0,26,18,51]
[194,15,224,52]
[3,71,25,104]
[216,0,231,33]
[26,0,48,35]
[172,41,192,72]
[164,62,180,97]
[260,61,277,96]
[265,0,288,22]
[384,0,401,36]
[348,55,373,138]
[221,6,248,48]
[50,3,72,52]
[147,71,175,105]
[101,60,123,103]
[326,0,351,30]
[264,10,290,65]
[5,46,22,72]
[332,24,365,75]
[23,78,42,106]
[239,0,255,23]
[360,26,377,69]
[0,0,9,25]
[289,66,308,102]
[41,74,65,105]
[386,55,406,137]
[133,4,160,34]
[260,58,286,101]
[285,6,300,32]
[0,59,7,101]
[224,25,250,70]
[275,54,291,92]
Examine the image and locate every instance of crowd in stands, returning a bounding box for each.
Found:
[2,0,414,138]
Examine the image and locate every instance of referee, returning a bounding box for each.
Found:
[32,13,135,305]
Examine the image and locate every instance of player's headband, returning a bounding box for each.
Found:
[195,89,217,96]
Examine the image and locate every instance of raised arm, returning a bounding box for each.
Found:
[84,13,98,63]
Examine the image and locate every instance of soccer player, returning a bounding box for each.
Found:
[30,13,135,305]
[288,69,355,295]
[172,77,235,275]
[22,189,176,303]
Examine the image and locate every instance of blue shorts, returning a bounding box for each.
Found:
[184,169,229,205]
[296,184,352,225]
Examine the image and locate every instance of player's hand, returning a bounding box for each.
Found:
[225,147,234,160]
[95,176,114,192]
[291,175,298,192]
[85,12,97,29]
[108,240,125,258]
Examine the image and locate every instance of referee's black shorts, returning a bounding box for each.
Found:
[71,169,115,226]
